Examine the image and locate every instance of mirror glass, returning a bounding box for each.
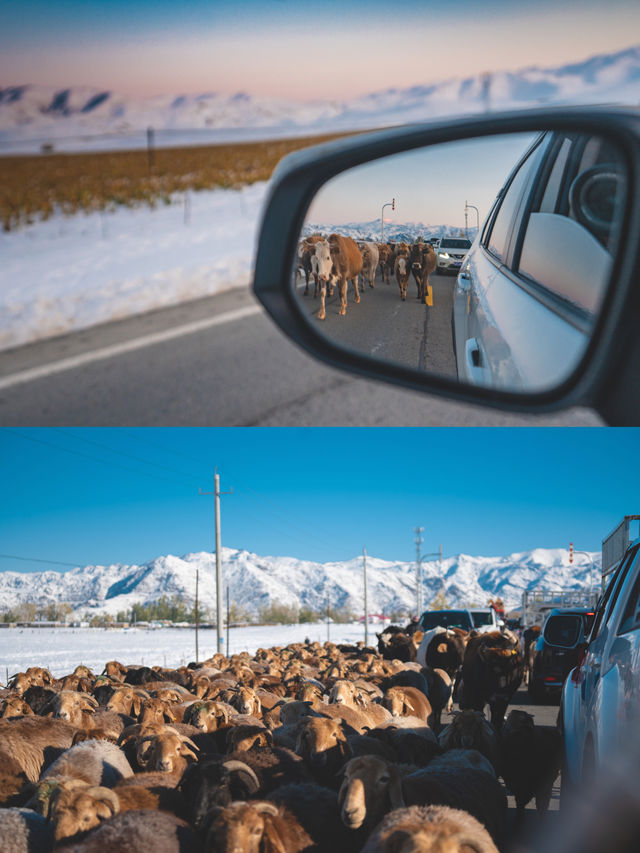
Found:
[292,131,627,393]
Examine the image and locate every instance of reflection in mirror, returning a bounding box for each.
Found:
[292,131,627,394]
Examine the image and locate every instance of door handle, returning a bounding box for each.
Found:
[465,338,486,385]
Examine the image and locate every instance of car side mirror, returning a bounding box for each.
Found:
[253,109,640,424]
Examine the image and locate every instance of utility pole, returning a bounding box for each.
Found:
[199,471,233,654]
[363,546,369,647]
[226,586,231,657]
[326,590,330,642]
[415,526,424,617]
[195,566,199,664]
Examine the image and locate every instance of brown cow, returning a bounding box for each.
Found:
[394,242,411,301]
[410,242,437,304]
[376,244,392,284]
[328,234,363,318]
[358,242,379,291]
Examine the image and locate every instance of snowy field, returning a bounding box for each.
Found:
[0,182,267,351]
[0,622,374,680]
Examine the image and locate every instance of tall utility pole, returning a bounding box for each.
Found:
[194,566,199,663]
[200,471,233,654]
[363,546,369,647]
[414,526,424,617]
[381,198,395,241]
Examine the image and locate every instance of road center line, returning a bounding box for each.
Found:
[0,304,263,391]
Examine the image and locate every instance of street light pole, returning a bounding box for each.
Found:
[465,201,480,236]
[381,199,395,241]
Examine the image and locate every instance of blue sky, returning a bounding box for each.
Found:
[3,1,639,98]
[0,428,637,574]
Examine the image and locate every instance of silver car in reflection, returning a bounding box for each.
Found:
[452,131,625,391]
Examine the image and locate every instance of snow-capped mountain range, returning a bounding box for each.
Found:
[0,546,601,619]
[303,221,478,244]
[1,45,639,152]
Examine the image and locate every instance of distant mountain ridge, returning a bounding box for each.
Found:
[1,45,638,152]
[0,546,601,619]
[303,221,478,244]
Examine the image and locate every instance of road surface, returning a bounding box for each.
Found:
[0,286,601,426]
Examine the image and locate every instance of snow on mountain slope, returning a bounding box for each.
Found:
[1,45,638,153]
[0,546,600,619]
[303,221,477,244]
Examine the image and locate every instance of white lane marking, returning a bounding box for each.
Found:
[0,304,262,391]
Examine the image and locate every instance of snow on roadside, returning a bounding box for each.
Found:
[0,182,268,351]
[0,622,371,678]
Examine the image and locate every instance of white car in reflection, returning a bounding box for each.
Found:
[437,237,471,273]
[452,131,625,392]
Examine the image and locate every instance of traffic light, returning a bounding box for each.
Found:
[569,542,574,563]
[392,198,395,210]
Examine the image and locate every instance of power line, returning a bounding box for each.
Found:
[0,553,82,569]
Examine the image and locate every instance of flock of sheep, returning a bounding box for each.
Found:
[298,234,438,320]
[0,624,562,852]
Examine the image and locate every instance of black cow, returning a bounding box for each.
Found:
[376,626,416,662]
[459,630,524,730]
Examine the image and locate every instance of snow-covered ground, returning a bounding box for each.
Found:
[0,182,267,351]
[0,622,371,679]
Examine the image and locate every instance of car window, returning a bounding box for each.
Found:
[420,610,472,630]
[617,552,640,635]
[516,133,625,314]
[485,136,547,264]
[590,545,639,640]
[544,614,581,646]
[470,611,494,626]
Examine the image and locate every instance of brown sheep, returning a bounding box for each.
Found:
[0,716,76,786]
[204,800,314,853]
[295,717,352,779]
[48,779,120,843]
[42,690,98,726]
[182,699,232,731]
[135,729,199,775]
[382,686,432,724]
[224,725,273,753]
[0,695,34,719]
[360,804,499,853]
[51,808,198,852]
[338,755,415,831]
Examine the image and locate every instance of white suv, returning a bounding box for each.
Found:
[468,608,503,632]
[561,538,640,791]
[436,237,471,273]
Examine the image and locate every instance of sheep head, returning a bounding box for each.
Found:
[49,781,119,842]
[338,756,405,832]
[136,729,199,774]
[0,695,34,718]
[225,725,272,753]
[185,700,230,731]
[43,690,98,725]
[180,759,260,830]
[295,717,352,774]
[205,801,281,853]
[138,697,177,725]
[439,710,495,752]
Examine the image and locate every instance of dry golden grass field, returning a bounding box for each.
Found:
[0,132,352,232]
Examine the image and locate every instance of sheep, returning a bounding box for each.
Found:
[264,782,353,853]
[220,685,262,717]
[112,772,188,817]
[499,709,562,817]
[224,724,273,753]
[40,739,133,788]
[329,680,392,727]
[0,695,34,719]
[295,717,353,782]
[360,804,500,853]
[179,758,261,829]
[438,710,501,773]
[47,780,120,843]
[50,808,198,852]
[368,727,442,766]
[203,800,314,853]
[222,746,313,793]
[0,716,76,784]
[382,686,432,723]
[428,748,496,777]
[338,755,415,832]
[134,729,199,774]
[41,691,98,726]
[0,807,54,853]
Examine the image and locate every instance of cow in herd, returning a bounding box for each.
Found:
[298,235,440,319]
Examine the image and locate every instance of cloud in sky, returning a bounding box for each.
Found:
[3,0,640,98]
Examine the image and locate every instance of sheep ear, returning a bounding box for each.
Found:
[261,815,288,853]
[355,693,367,707]
[387,768,405,810]
[131,694,143,717]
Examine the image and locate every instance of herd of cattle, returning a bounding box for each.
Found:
[298,235,438,320]
[0,624,562,852]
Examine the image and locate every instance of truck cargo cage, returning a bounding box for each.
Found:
[522,589,600,629]
[602,516,640,581]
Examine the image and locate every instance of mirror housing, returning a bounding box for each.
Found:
[253,108,640,424]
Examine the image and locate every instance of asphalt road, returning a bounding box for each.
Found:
[439,685,562,853]
[0,286,602,426]
[296,267,457,378]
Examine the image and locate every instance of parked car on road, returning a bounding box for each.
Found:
[436,236,471,273]
[528,607,595,701]
[561,538,640,788]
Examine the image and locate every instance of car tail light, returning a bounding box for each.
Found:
[570,647,588,685]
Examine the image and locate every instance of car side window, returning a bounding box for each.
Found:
[617,552,640,635]
[516,133,625,315]
[485,137,547,264]
[590,545,639,640]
